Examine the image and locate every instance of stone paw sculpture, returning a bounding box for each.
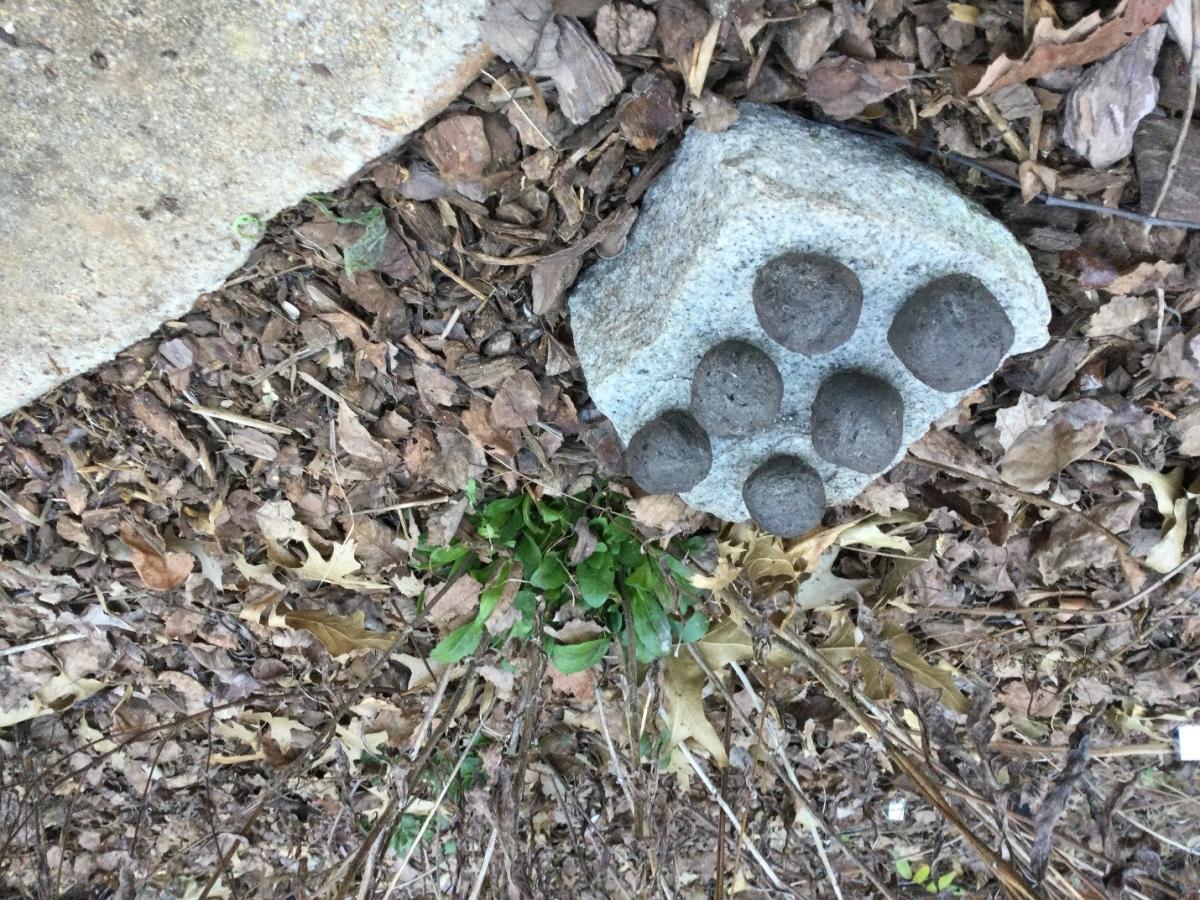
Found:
[569,104,1050,537]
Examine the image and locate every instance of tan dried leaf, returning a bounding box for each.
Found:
[663,654,728,766]
[0,673,106,728]
[120,521,194,590]
[1000,399,1110,490]
[1086,296,1155,336]
[276,606,398,657]
[335,403,389,470]
[970,0,1173,96]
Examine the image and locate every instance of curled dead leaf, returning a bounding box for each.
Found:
[120,521,195,590]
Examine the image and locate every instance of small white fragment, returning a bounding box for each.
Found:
[885,796,907,822]
[1177,724,1200,761]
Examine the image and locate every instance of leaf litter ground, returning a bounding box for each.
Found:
[3,0,1200,896]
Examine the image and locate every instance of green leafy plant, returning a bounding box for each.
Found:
[894,858,965,895]
[416,485,709,674]
[389,745,484,856]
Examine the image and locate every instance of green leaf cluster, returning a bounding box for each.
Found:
[894,859,964,895]
[418,486,709,674]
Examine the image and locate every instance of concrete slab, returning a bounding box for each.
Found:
[0,0,487,415]
[570,105,1050,533]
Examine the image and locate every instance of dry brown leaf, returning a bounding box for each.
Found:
[970,0,1174,96]
[335,403,390,471]
[805,56,913,120]
[120,521,195,590]
[1085,296,1155,336]
[627,494,707,535]
[130,390,200,460]
[414,362,461,408]
[427,577,483,632]
[1172,407,1200,456]
[291,539,390,591]
[1106,260,1187,294]
[491,369,542,430]
[462,397,518,456]
[663,655,727,764]
[253,499,388,590]
[0,673,106,728]
[275,605,398,658]
[819,609,970,713]
[1000,399,1111,490]
[662,623,757,768]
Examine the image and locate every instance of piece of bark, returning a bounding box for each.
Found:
[777,7,841,75]
[1062,25,1166,168]
[1135,116,1200,224]
[596,1,656,55]
[533,17,625,123]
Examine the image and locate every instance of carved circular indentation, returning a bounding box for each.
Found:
[810,372,904,474]
[690,341,783,438]
[752,252,863,355]
[742,455,826,538]
[626,411,712,495]
[887,274,1015,392]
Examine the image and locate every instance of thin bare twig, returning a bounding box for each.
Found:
[674,742,788,891]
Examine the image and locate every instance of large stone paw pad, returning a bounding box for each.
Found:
[568,105,1050,534]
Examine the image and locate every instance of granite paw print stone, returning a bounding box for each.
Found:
[569,104,1050,537]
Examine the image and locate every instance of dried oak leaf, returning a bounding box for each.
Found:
[596,1,656,55]
[277,606,397,657]
[970,0,1174,96]
[805,56,913,120]
[120,521,194,591]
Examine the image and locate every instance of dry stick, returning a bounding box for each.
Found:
[989,739,1173,758]
[1148,0,1200,221]
[467,826,499,900]
[382,720,487,899]
[333,659,483,900]
[728,597,1042,900]
[593,684,639,818]
[975,96,1029,162]
[695,647,900,900]
[614,575,647,844]
[714,695,732,900]
[674,743,788,891]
